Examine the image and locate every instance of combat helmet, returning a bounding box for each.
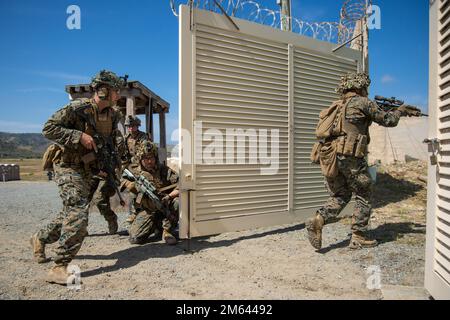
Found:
[91,70,127,90]
[336,72,371,95]
[124,115,142,127]
[136,141,158,161]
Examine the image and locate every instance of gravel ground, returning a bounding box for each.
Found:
[0,169,426,300]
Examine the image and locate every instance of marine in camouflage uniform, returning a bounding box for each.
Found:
[121,141,179,245]
[30,70,126,284]
[90,118,132,233]
[122,115,152,223]
[306,72,420,250]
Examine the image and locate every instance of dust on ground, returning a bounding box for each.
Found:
[0,161,427,300]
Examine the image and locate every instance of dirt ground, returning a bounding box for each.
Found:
[0,161,427,300]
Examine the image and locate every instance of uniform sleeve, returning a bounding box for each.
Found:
[111,108,130,164]
[167,168,179,191]
[113,129,130,163]
[42,105,83,148]
[364,99,401,128]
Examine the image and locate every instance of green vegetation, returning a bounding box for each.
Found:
[0,132,51,159]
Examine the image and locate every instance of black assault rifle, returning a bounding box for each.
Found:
[374,95,428,117]
[77,106,126,206]
[122,168,170,216]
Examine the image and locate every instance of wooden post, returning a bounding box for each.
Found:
[159,111,166,149]
[126,95,136,117]
[145,100,150,138]
[145,98,154,140]
[159,111,167,163]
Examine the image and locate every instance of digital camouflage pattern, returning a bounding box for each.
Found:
[124,115,142,127]
[126,162,179,244]
[335,72,371,95]
[121,130,152,218]
[37,165,94,265]
[42,98,124,165]
[125,130,152,166]
[91,70,126,90]
[318,157,372,232]
[38,98,123,265]
[92,180,118,225]
[343,92,402,144]
[315,79,402,234]
[129,196,179,243]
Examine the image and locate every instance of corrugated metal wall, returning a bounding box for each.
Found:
[293,48,357,211]
[194,24,290,223]
[179,6,360,238]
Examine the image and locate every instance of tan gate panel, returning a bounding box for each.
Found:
[179,5,361,238]
[293,48,357,211]
[193,22,290,229]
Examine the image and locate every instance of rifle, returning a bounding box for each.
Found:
[374,95,428,117]
[77,106,126,206]
[122,168,169,215]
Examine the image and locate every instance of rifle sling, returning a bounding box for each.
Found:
[159,183,178,193]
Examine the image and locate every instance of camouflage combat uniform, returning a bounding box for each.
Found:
[122,115,152,219]
[91,129,128,234]
[126,164,179,244]
[318,91,401,233]
[125,130,152,166]
[306,72,415,250]
[37,98,123,265]
[123,150,179,244]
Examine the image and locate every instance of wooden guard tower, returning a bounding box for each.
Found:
[65,81,170,162]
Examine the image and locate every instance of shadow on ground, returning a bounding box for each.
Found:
[78,223,305,278]
[318,221,426,254]
[372,172,424,209]
[370,222,426,244]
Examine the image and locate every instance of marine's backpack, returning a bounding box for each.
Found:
[42,144,62,171]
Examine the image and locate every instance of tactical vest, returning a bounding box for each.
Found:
[84,105,113,138]
[335,93,370,158]
[311,92,370,177]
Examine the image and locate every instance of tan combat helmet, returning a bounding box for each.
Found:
[136,141,158,161]
[91,70,127,100]
[336,72,371,95]
[91,70,127,90]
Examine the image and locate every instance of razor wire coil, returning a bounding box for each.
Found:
[170,0,371,45]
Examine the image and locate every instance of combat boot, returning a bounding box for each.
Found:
[30,233,49,263]
[349,231,378,250]
[163,229,177,245]
[306,213,325,250]
[107,215,118,235]
[45,265,69,285]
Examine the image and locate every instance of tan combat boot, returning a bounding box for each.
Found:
[163,230,177,245]
[349,231,378,250]
[45,265,69,285]
[30,233,49,263]
[306,213,325,250]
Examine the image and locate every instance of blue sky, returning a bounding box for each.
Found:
[0,0,429,142]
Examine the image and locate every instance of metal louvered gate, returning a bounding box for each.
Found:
[425,0,450,300]
[179,5,360,238]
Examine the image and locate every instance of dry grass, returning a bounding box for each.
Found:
[0,158,48,181]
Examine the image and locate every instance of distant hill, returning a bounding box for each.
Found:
[0,132,51,159]
[0,132,178,159]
